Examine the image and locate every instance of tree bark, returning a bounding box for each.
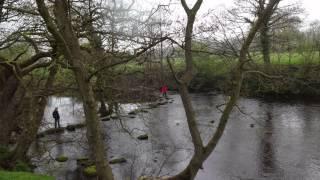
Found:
[0,76,25,145]
[260,22,271,65]
[12,66,58,161]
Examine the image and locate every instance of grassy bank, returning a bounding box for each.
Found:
[165,53,320,98]
[0,171,54,180]
[38,51,320,98]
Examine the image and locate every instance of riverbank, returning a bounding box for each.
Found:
[50,55,320,102]
[0,171,54,180]
[181,63,320,100]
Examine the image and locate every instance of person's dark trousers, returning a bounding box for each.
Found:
[55,118,60,128]
[163,92,167,98]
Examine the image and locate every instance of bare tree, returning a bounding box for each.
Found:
[231,0,302,65]
[35,0,114,179]
[168,0,281,179]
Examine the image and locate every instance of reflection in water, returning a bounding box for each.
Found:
[258,104,277,176]
[32,94,320,180]
[56,134,63,158]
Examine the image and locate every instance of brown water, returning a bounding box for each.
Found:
[30,93,320,180]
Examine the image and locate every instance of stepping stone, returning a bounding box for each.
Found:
[137,134,148,140]
[109,157,127,164]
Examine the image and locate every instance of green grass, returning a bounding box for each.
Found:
[0,171,54,180]
[251,52,320,65]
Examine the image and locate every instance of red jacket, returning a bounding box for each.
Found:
[160,85,168,93]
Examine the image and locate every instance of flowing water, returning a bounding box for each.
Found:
[30,92,320,180]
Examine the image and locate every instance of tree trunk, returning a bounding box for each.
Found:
[0,76,25,145]
[260,19,271,65]
[170,0,280,179]
[12,66,58,161]
[35,1,114,179]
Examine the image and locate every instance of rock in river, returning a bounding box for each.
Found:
[109,157,127,164]
[137,134,148,140]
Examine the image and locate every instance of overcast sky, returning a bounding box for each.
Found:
[201,0,320,22]
[141,0,320,24]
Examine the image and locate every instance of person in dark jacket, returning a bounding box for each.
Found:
[52,107,60,128]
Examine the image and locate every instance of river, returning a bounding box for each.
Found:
[30,92,320,180]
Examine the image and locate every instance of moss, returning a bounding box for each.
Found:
[13,161,31,172]
[0,171,54,180]
[55,156,68,162]
[0,146,11,162]
[83,165,97,177]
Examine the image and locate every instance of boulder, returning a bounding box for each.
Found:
[55,156,68,162]
[66,125,75,131]
[128,110,137,115]
[76,158,93,167]
[66,124,86,131]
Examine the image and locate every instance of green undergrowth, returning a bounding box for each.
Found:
[0,171,54,180]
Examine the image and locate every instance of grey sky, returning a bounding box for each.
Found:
[142,0,320,23]
[201,0,319,22]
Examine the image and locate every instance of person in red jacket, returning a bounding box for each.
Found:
[160,85,168,98]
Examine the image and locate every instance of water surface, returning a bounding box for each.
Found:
[31,93,320,180]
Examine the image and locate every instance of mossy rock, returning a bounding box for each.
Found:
[109,157,127,164]
[83,165,97,177]
[55,156,68,162]
[137,134,148,140]
[76,158,93,167]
